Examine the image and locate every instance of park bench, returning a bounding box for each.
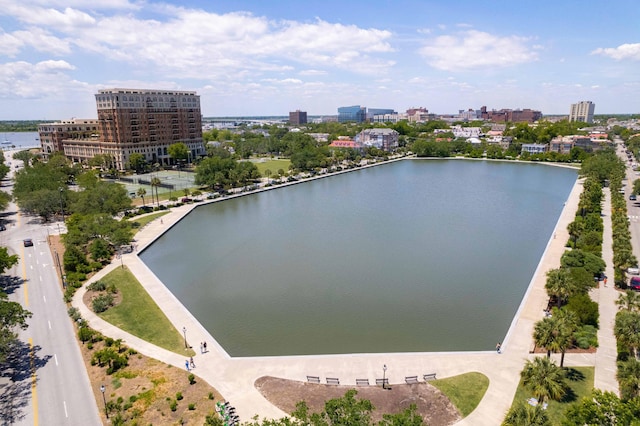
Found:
[306,375,321,383]
[375,378,389,386]
[326,377,340,385]
[405,376,419,384]
[423,373,437,381]
[355,378,369,386]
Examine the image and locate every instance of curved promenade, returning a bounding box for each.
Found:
[72,171,615,424]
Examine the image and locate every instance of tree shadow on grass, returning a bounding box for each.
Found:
[565,368,585,382]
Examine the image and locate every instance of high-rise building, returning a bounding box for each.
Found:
[569,101,595,123]
[289,110,307,125]
[55,88,205,170]
[338,105,367,123]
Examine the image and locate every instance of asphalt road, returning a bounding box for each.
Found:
[0,155,100,425]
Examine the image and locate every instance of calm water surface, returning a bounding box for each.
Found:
[140,160,577,356]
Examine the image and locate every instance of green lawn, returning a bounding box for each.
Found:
[431,372,489,417]
[129,211,170,228]
[252,158,291,176]
[510,365,594,423]
[97,266,194,356]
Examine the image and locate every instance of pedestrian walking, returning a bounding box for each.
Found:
[200,342,204,354]
[190,357,195,369]
[604,277,608,287]
[203,341,207,353]
[496,342,501,353]
[185,360,190,371]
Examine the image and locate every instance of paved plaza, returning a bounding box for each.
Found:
[72,168,623,424]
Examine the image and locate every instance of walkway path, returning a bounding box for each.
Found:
[71,173,620,424]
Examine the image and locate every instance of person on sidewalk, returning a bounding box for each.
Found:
[496,342,501,353]
[200,342,204,354]
[190,357,195,369]
[185,360,190,371]
[203,341,207,353]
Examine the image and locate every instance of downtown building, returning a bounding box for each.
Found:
[289,110,308,125]
[569,101,595,123]
[38,118,100,160]
[480,106,542,123]
[42,88,205,170]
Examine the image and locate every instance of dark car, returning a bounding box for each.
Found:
[629,277,640,291]
[0,224,5,231]
[630,194,637,201]
[23,238,33,247]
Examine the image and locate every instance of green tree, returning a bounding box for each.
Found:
[616,290,640,312]
[12,162,68,220]
[615,310,640,359]
[521,357,566,405]
[127,153,147,173]
[554,308,579,367]
[545,268,577,308]
[503,401,551,426]
[0,291,32,363]
[533,317,557,358]
[561,389,640,426]
[136,187,147,206]
[70,181,132,216]
[150,177,161,206]
[168,142,189,166]
[618,359,640,400]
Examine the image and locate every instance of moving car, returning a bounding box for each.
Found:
[23,238,33,247]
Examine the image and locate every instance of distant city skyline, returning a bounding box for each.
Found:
[0,0,639,119]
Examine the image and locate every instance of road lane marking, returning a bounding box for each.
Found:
[39,275,42,282]
[29,338,39,426]
[48,320,51,330]
[54,353,58,366]
[43,295,46,303]
[21,246,28,308]
[63,401,68,418]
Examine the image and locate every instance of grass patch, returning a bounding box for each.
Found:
[130,211,170,228]
[510,366,594,422]
[431,372,489,417]
[251,158,291,176]
[98,267,195,356]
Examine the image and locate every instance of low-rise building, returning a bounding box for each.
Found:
[356,128,399,151]
[521,143,548,154]
[38,119,99,160]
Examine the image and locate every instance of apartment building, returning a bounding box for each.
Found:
[356,128,399,151]
[289,110,307,125]
[48,88,205,170]
[38,118,99,160]
[569,101,595,123]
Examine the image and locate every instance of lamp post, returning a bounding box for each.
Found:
[182,326,187,349]
[58,187,65,222]
[382,364,387,390]
[100,384,109,419]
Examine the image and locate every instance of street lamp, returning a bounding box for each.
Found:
[182,326,187,349]
[59,187,65,222]
[382,364,387,390]
[100,384,109,419]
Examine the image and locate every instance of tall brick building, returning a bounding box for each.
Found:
[480,106,542,123]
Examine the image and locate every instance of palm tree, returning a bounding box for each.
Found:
[533,317,556,358]
[616,290,640,312]
[502,401,551,426]
[553,308,578,367]
[617,358,640,400]
[150,177,161,206]
[264,168,271,184]
[521,357,566,405]
[614,310,640,359]
[136,187,147,206]
[545,268,575,308]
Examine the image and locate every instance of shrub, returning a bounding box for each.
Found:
[87,280,107,292]
[67,307,81,321]
[208,392,214,400]
[574,325,599,349]
[78,327,94,343]
[188,403,195,410]
[176,392,183,400]
[170,400,177,412]
[107,283,118,294]
[566,293,599,327]
[188,373,195,385]
[129,395,138,403]
[63,287,76,303]
[92,294,114,313]
[87,342,93,350]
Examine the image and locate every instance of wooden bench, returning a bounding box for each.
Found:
[423,373,437,381]
[306,375,321,384]
[355,378,369,386]
[405,375,419,384]
[326,377,340,385]
[375,378,389,386]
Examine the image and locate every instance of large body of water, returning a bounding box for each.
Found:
[140,160,578,356]
[1,132,40,149]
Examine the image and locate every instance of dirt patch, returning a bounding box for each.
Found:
[255,376,461,426]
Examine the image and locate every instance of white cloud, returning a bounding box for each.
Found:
[591,43,640,60]
[299,69,327,76]
[419,30,538,71]
[0,60,82,99]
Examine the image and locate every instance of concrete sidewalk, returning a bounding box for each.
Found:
[71,173,619,424]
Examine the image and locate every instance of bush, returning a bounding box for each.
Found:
[78,327,94,343]
[92,294,114,313]
[63,287,76,303]
[188,403,195,410]
[68,307,81,321]
[208,392,214,400]
[566,293,599,327]
[169,400,177,412]
[87,280,107,292]
[574,325,598,349]
[176,392,183,400]
[188,373,195,385]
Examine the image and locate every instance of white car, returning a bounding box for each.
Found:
[628,267,640,275]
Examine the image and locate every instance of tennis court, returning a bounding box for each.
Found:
[116,170,198,198]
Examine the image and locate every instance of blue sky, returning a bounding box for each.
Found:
[0,0,638,119]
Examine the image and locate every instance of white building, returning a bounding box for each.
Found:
[569,101,595,123]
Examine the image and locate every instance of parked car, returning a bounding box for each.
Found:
[0,224,5,231]
[630,277,640,291]
[23,238,33,247]
[630,194,637,201]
